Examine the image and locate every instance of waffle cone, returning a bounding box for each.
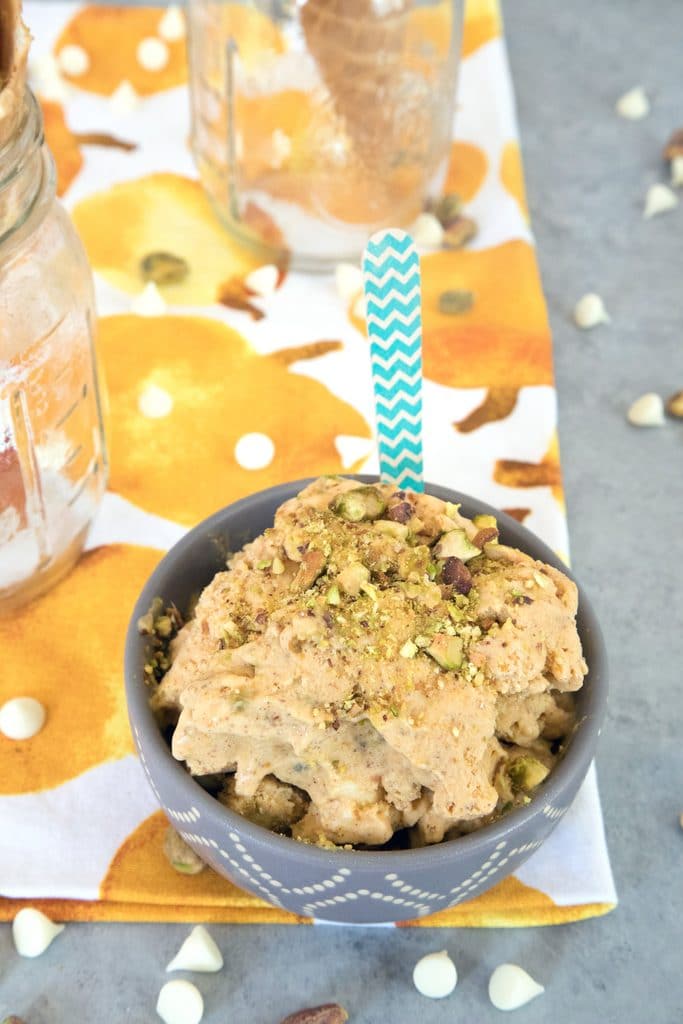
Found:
[301,0,418,171]
[0,0,30,149]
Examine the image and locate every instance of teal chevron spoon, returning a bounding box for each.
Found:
[362,229,424,493]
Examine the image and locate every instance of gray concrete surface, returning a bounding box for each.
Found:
[2,0,682,1020]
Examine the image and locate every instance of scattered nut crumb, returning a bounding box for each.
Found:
[644,183,679,219]
[163,827,207,875]
[615,85,649,120]
[663,128,683,161]
[279,1005,348,1024]
[627,392,665,427]
[413,950,458,999]
[488,963,544,1011]
[429,193,462,228]
[573,293,610,329]
[666,391,683,419]
[442,215,477,249]
[140,251,189,286]
[411,212,444,248]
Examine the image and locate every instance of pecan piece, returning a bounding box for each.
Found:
[387,500,414,524]
[441,557,472,595]
[473,526,499,547]
[294,548,327,590]
[280,1005,349,1024]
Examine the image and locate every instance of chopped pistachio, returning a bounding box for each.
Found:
[389,705,400,717]
[330,486,386,522]
[426,634,463,670]
[326,584,341,605]
[374,519,409,539]
[430,192,463,227]
[473,513,497,530]
[360,581,378,603]
[256,558,272,570]
[400,639,418,658]
[140,251,189,286]
[433,528,481,562]
[163,827,206,875]
[507,756,550,793]
[444,501,461,519]
[426,562,438,580]
[155,615,173,638]
[271,556,285,575]
[442,216,477,249]
[338,562,370,596]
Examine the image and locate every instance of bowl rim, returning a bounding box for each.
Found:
[125,475,608,868]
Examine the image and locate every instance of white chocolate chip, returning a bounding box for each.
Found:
[158,5,186,42]
[137,36,170,73]
[335,262,363,302]
[412,950,458,999]
[670,155,683,188]
[109,79,140,116]
[573,293,610,329]
[13,908,64,957]
[58,43,90,77]
[352,293,366,320]
[615,85,649,120]
[234,432,275,470]
[411,212,444,249]
[269,128,292,169]
[244,264,279,297]
[488,963,544,1011]
[156,980,204,1024]
[0,697,46,740]
[627,392,665,427]
[166,926,223,973]
[138,383,174,419]
[131,282,168,317]
[644,183,679,219]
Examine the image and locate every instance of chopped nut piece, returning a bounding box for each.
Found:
[330,486,386,522]
[627,392,665,427]
[442,215,477,249]
[271,556,285,575]
[665,390,683,418]
[140,251,189,286]
[413,950,458,999]
[429,192,462,227]
[386,500,415,524]
[163,827,207,875]
[295,549,327,589]
[374,519,409,539]
[326,584,341,605]
[400,639,418,658]
[426,634,463,670]
[440,557,472,595]
[573,293,609,329]
[663,128,683,161]
[280,1005,348,1024]
[433,528,481,562]
[438,289,474,315]
[615,85,649,120]
[644,183,679,218]
[506,756,550,793]
[337,562,370,596]
[488,964,544,1012]
[473,526,499,547]
[411,212,444,248]
[473,513,497,530]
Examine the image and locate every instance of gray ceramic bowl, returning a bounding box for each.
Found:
[125,477,607,924]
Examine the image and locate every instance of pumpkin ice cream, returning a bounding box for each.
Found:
[149,478,586,848]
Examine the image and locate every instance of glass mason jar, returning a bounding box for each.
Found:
[187,0,463,269]
[0,89,108,614]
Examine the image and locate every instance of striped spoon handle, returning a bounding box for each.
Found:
[362,229,424,493]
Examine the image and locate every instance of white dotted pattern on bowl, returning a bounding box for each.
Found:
[133,727,554,918]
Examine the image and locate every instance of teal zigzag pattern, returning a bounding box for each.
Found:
[363,229,424,492]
